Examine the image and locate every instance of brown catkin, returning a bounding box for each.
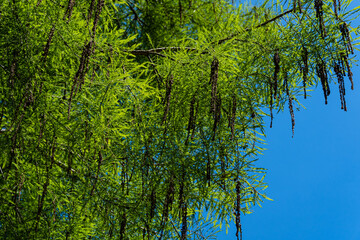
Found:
[340,23,354,55]
[235,180,242,240]
[92,0,104,37]
[63,0,75,21]
[206,153,211,186]
[230,95,237,140]
[273,51,280,99]
[120,213,126,240]
[219,146,226,189]
[334,61,347,111]
[191,99,199,140]
[301,46,308,99]
[43,26,55,63]
[162,74,174,124]
[9,51,17,88]
[341,52,354,90]
[269,84,273,128]
[210,58,220,140]
[186,94,196,140]
[87,0,96,21]
[149,188,156,219]
[316,61,330,104]
[159,176,175,240]
[212,93,221,140]
[314,0,326,38]
[180,203,188,240]
[285,74,295,137]
[68,41,94,118]
[179,0,183,23]
[210,58,219,115]
[178,177,184,215]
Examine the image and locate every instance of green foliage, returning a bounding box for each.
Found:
[0,0,358,239]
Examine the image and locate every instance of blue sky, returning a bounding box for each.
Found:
[217,1,360,239]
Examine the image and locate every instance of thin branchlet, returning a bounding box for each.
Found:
[294,0,302,13]
[333,0,339,18]
[298,0,302,13]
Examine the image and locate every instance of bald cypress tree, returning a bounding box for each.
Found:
[0,0,358,239]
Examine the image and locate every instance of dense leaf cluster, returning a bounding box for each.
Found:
[0,0,358,239]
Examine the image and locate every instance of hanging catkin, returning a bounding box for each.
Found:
[162,74,174,124]
[149,188,157,220]
[340,23,354,55]
[235,180,242,240]
[210,58,220,139]
[314,0,326,38]
[210,58,219,115]
[340,52,354,90]
[87,0,96,21]
[159,177,174,240]
[269,84,273,128]
[43,26,55,63]
[186,93,196,144]
[316,60,330,104]
[180,202,188,240]
[230,95,236,140]
[273,51,280,99]
[213,94,221,140]
[119,213,127,240]
[334,60,347,111]
[63,0,75,21]
[285,74,295,137]
[301,46,308,98]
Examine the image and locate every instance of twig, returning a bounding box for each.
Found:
[218,8,296,44]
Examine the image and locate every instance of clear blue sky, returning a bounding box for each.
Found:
[218,1,360,239]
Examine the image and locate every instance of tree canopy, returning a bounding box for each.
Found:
[0,0,358,239]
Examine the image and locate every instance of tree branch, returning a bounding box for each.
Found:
[218,8,296,44]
